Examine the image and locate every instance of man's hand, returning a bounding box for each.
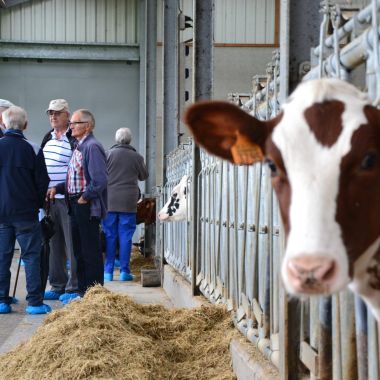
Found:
[46,187,56,201]
[78,196,88,204]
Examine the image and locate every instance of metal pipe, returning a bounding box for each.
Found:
[314,0,380,57]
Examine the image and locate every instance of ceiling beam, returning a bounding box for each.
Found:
[0,0,31,9]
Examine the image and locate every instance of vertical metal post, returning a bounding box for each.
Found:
[279,1,322,378]
[191,0,214,296]
[146,0,157,195]
[139,0,147,163]
[145,0,157,257]
[139,0,157,257]
[163,0,179,157]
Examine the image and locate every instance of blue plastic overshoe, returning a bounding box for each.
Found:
[59,292,80,302]
[120,272,134,281]
[25,304,52,315]
[62,296,81,305]
[104,272,113,282]
[0,303,11,314]
[44,291,62,300]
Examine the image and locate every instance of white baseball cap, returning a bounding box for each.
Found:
[46,99,69,113]
[0,99,14,108]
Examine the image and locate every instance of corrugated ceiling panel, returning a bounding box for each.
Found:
[0,0,139,44]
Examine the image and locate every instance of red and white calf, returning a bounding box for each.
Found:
[185,78,380,322]
[158,175,188,222]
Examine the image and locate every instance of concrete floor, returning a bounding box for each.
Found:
[0,250,173,355]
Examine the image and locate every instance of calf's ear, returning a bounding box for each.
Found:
[185,101,275,165]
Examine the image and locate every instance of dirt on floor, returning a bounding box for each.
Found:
[129,248,156,283]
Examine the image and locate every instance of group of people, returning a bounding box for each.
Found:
[0,98,148,315]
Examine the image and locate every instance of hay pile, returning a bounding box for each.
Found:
[0,286,238,380]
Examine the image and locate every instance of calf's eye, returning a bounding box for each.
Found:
[360,152,377,170]
[265,159,278,177]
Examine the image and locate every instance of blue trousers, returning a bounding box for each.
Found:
[0,220,43,306]
[102,212,136,274]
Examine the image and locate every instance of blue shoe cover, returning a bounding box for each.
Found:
[114,259,120,268]
[59,292,80,302]
[20,259,25,267]
[120,272,134,281]
[104,272,113,282]
[44,290,62,300]
[25,304,52,315]
[11,297,19,304]
[62,296,81,305]
[0,303,11,314]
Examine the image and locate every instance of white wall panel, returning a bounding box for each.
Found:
[157,0,277,45]
[0,0,139,44]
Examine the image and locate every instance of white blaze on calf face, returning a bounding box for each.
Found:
[158,175,188,222]
[272,79,369,294]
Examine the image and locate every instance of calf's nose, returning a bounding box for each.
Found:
[287,256,336,287]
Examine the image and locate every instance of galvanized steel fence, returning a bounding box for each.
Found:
[159,1,380,379]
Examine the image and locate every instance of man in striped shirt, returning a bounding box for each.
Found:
[41,99,79,303]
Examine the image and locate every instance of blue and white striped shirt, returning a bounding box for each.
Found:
[43,130,72,199]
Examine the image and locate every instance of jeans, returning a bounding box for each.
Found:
[0,220,43,306]
[102,212,136,274]
[70,201,104,296]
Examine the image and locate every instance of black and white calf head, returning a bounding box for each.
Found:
[158,175,188,222]
[186,78,380,322]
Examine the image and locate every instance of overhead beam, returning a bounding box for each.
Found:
[0,42,139,61]
[0,0,31,8]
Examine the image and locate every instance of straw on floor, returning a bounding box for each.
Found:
[0,286,239,380]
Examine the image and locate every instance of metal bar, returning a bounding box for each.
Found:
[0,41,139,61]
[313,0,380,57]
[163,0,179,157]
[192,0,214,296]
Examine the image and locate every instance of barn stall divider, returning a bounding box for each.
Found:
[158,1,380,379]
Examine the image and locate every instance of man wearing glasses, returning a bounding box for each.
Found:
[41,99,79,303]
[48,109,107,302]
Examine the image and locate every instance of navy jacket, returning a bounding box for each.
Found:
[0,129,50,222]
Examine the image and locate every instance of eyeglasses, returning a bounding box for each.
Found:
[47,110,65,116]
[68,121,88,126]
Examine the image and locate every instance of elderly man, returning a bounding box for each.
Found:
[48,109,107,301]
[0,99,14,137]
[102,128,148,281]
[0,106,51,314]
[41,99,79,303]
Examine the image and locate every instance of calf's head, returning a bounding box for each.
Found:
[185,78,380,299]
[158,175,188,222]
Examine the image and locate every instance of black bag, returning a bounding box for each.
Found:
[40,201,55,296]
[41,214,55,241]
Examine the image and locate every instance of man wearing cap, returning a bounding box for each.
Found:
[40,99,79,303]
[0,99,14,137]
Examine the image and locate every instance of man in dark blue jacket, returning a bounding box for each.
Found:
[0,105,51,314]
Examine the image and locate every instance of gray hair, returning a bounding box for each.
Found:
[115,128,132,144]
[2,106,28,131]
[76,109,95,129]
